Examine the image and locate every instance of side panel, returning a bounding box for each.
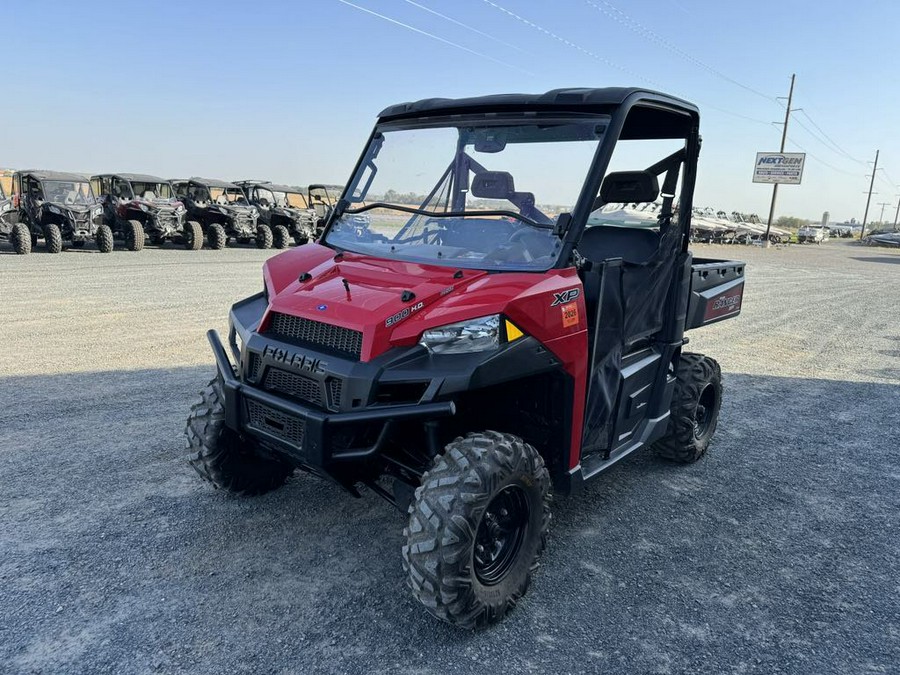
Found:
[686,259,746,329]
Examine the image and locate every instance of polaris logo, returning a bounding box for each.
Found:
[757,155,803,166]
[262,345,327,374]
[550,288,580,307]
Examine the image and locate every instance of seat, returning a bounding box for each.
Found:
[578,225,660,334]
[577,225,659,265]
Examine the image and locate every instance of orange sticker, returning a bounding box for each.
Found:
[561,302,579,327]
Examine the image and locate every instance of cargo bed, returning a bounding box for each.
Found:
[685,257,745,329]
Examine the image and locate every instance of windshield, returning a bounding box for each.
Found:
[256,187,305,208]
[209,186,248,205]
[131,181,172,200]
[324,115,608,271]
[42,180,96,205]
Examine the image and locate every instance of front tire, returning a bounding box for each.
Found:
[186,378,293,496]
[44,223,62,253]
[403,431,551,629]
[653,353,722,463]
[272,224,291,249]
[207,223,227,250]
[125,220,145,251]
[95,224,114,253]
[256,223,273,249]
[11,223,32,254]
[183,220,203,250]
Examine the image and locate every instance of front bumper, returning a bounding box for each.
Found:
[208,329,455,468]
[149,210,184,237]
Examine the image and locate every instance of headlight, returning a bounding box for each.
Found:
[91,205,102,216]
[419,315,500,354]
[175,204,185,213]
[48,204,61,215]
[250,207,259,217]
[139,203,149,212]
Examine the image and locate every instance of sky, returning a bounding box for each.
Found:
[4,0,900,224]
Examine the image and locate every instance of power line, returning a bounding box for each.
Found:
[795,109,866,165]
[581,0,775,102]
[785,137,860,177]
[480,0,775,129]
[401,0,527,53]
[334,0,533,75]
[480,0,657,85]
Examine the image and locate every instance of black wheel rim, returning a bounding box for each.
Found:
[694,383,717,439]
[473,485,530,586]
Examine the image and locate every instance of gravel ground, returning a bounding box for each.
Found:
[0,241,898,674]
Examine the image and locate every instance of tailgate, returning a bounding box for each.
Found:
[686,258,746,329]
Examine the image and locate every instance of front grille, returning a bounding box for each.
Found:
[328,378,343,409]
[268,312,363,360]
[263,368,323,408]
[247,352,262,380]
[155,211,179,231]
[233,214,255,234]
[246,399,305,446]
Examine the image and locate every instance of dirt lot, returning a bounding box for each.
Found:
[1,241,898,674]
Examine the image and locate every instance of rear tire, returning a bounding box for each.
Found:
[256,223,273,249]
[207,223,227,250]
[272,224,291,249]
[653,353,722,463]
[11,223,32,254]
[403,431,551,629]
[95,224,114,253]
[44,223,62,253]
[183,220,203,250]
[186,378,293,496]
[125,220,145,251]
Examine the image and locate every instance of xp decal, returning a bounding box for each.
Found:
[551,288,580,306]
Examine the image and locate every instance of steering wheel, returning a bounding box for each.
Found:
[507,227,535,244]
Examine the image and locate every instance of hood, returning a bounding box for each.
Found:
[262,244,580,361]
[45,201,93,214]
[220,203,255,215]
[131,197,180,212]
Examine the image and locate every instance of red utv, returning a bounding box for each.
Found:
[186,88,745,628]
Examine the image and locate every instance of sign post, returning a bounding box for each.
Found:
[761,73,796,247]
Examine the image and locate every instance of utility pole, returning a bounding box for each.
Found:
[893,195,900,229]
[860,149,879,239]
[764,73,795,247]
[877,201,890,225]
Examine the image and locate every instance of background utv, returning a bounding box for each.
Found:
[235,180,319,248]
[171,178,264,249]
[7,170,108,253]
[186,87,746,629]
[92,173,201,250]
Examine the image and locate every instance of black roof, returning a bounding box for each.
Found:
[92,172,170,183]
[15,169,90,182]
[179,177,240,189]
[378,87,697,120]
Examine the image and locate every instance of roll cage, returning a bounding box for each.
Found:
[324,88,700,268]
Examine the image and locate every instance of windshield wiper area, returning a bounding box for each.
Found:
[343,202,551,230]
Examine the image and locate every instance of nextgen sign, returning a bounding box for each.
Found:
[753,152,806,184]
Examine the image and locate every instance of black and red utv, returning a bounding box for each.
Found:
[91,173,200,250]
[186,88,745,629]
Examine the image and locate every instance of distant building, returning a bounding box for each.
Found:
[821,211,830,226]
